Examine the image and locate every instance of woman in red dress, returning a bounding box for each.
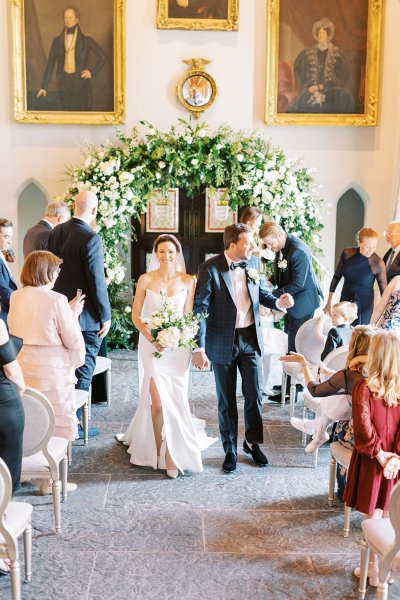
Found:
[344,330,400,585]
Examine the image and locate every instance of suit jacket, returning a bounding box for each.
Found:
[383,248,400,283]
[42,25,106,90]
[0,258,18,324]
[269,233,323,320]
[47,217,111,331]
[23,220,52,258]
[194,253,279,364]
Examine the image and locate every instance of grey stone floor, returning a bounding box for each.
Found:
[2,350,398,599]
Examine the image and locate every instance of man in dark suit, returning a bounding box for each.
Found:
[383,221,400,282]
[37,7,107,111]
[47,191,111,415]
[23,201,70,258]
[260,223,323,397]
[193,223,294,473]
[0,219,17,325]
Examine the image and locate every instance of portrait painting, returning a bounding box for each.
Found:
[12,0,125,124]
[157,0,239,31]
[265,0,383,126]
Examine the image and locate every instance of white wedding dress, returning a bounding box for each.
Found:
[117,289,217,473]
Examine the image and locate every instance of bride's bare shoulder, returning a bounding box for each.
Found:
[137,272,155,288]
[179,273,196,288]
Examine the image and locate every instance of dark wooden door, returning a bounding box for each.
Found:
[131,189,224,280]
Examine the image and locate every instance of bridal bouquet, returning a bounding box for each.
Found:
[146,295,202,358]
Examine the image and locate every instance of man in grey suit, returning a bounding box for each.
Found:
[23,201,70,258]
[193,223,293,473]
[383,221,400,282]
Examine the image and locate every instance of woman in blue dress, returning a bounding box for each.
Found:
[324,228,387,325]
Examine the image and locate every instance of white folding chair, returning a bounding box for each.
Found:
[328,441,353,537]
[282,317,327,417]
[0,458,33,600]
[88,356,112,419]
[301,345,349,466]
[20,387,69,533]
[359,479,400,599]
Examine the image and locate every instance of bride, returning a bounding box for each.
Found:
[117,234,217,478]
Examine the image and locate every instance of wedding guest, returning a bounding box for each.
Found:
[8,251,85,494]
[260,222,322,403]
[240,207,263,259]
[47,191,111,438]
[383,221,400,282]
[23,201,70,258]
[343,331,400,586]
[0,313,25,493]
[324,227,386,325]
[370,274,400,331]
[320,301,357,361]
[0,218,17,325]
[283,325,374,452]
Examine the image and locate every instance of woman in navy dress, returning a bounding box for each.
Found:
[324,228,386,324]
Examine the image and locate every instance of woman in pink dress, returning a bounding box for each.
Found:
[8,251,85,444]
[343,330,400,586]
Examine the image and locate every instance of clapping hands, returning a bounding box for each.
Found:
[278,293,294,309]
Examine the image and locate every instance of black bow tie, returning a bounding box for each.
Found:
[66,26,76,34]
[230,261,247,270]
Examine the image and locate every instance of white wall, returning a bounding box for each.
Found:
[1,0,400,276]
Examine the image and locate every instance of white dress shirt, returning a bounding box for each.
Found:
[225,253,254,329]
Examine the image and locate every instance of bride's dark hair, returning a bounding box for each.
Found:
[153,234,181,253]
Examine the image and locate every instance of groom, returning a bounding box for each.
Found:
[192,223,294,472]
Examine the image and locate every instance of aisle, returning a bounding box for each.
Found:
[2,350,396,600]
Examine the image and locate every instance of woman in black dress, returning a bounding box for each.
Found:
[0,315,25,493]
[324,228,387,324]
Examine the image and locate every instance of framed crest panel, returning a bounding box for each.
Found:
[146,189,180,233]
[205,189,237,233]
[157,0,239,31]
[11,0,125,124]
[265,0,383,126]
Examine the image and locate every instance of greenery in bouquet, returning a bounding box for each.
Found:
[146,294,202,358]
[62,119,324,347]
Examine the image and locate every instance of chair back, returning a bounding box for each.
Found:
[0,458,12,522]
[388,479,400,542]
[295,317,326,365]
[21,387,55,458]
[323,345,349,373]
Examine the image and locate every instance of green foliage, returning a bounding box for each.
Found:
[107,281,136,350]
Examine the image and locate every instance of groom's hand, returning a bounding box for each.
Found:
[278,293,294,309]
[192,351,209,370]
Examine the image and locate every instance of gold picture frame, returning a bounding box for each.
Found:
[11,0,125,124]
[157,0,239,31]
[265,0,383,126]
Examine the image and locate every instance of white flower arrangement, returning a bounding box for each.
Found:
[277,259,288,271]
[247,268,261,284]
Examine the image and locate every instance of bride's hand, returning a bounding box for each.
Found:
[153,341,166,353]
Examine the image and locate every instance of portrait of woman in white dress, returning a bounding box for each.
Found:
[117,234,217,478]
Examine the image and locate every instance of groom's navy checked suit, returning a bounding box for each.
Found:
[194,253,281,455]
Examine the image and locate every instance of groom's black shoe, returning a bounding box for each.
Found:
[222,451,237,473]
[243,441,268,466]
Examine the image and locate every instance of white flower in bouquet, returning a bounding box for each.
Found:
[247,268,261,284]
[119,171,134,185]
[180,324,197,345]
[157,326,181,348]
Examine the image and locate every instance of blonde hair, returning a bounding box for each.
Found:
[346,325,375,371]
[333,301,358,323]
[259,222,284,239]
[356,227,378,244]
[366,331,400,407]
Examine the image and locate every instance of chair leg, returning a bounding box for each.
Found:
[358,540,370,600]
[281,372,288,407]
[377,581,389,600]
[313,447,319,468]
[343,504,351,537]
[106,369,111,406]
[52,479,61,533]
[67,442,72,466]
[82,401,89,445]
[289,382,296,418]
[23,523,32,583]
[88,385,92,421]
[328,455,336,506]
[10,560,21,600]
[61,455,68,502]
[301,405,308,447]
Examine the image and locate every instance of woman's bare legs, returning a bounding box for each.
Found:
[149,377,176,470]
